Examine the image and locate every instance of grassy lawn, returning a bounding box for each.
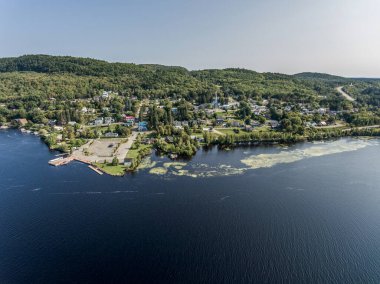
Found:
[216,126,271,136]
[94,163,126,176]
[192,132,204,138]
[126,144,152,159]
[216,128,247,136]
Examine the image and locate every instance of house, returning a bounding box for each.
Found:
[14,118,28,126]
[124,158,133,167]
[142,138,155,145]
[245,125,253,131]
[138,121,148,132]
[216,117,224,125]
[104,117,114,125]
[68,121,77,126]
[104,132,119,138]
[231,121,241,127]
[267,120,280,129]
[319,121,327,127]
[165,136,174,143]
[48,119,57,126]
[123,115,135,126]
[306,122,318,127]
[93,118,104,125]
[101,91,111,100]
[317,108,327,115]
[171,107,178,114]
[251,120,261,127]
[81,107,88,113]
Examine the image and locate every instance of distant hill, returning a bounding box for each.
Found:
[0,54,191,77]
[0,55,378,107]
[294,72,349,82]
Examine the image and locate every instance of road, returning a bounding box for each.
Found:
[115,131,138,161]
[336,86,355,102]
[75,100,144,163]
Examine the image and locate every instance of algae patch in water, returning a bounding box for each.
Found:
[163,162,187,169]
[241,139,376,169]
[149,167,168,175]
[137,157,157,170]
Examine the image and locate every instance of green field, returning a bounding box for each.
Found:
[126,144,152,159]
[216,126,271,136]
[94,163,126,176]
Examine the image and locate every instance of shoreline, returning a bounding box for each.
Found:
[3,125,380,176]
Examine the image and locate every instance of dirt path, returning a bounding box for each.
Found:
[336,86,355,102]
[212,129,226,136]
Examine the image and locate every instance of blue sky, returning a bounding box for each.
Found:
[0,0,379,76]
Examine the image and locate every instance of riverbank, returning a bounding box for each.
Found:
[6,123,380,176]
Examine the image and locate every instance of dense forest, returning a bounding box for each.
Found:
[0,55,379,108]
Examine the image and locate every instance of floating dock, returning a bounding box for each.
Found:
[88,165,104,175]
[48,156,74,166]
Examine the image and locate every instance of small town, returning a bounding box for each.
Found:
[3,84,379,176]
[2,2,380,283]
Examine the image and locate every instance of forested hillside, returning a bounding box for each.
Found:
[0,55,330,103]
[0,55,379,108]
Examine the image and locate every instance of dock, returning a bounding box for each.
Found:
[48,156,74,166]
[88,165,104,175]
[48,156,104,175]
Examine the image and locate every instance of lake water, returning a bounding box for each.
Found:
[1,130,380,283]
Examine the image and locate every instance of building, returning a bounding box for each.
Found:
[216,117,224,125]
[317,108,328,115]
[13,118,28,126]
[93,118,104,125]
[244,125,253,131]
[101,91,111,100]
[231,121,241,127]
[267,120,280,129]
[124,158,133,167]
[138,121,148,132]
[48,119,57,126]
[123,115,135,126]
[104,132,119,138]
[171,107,178,114]
[104,117,114,125]
[211,93,219,108]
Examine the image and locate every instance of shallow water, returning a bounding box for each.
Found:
[1,130,380,283]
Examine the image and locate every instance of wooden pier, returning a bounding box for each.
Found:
[48,156,74,166]
[88,165,104,175]
[48,156,103,175]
